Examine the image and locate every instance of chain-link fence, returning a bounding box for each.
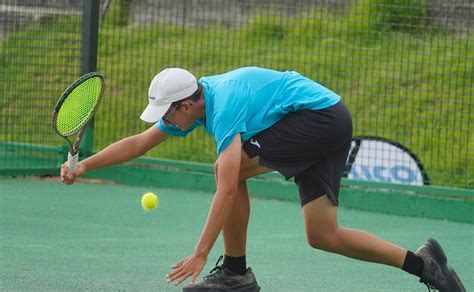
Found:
[1,0,473,188]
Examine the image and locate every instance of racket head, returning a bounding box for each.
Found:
[52,72,104,137]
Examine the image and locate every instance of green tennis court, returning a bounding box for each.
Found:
[1,177,472,291]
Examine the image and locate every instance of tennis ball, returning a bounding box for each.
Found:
[141,192,159,211]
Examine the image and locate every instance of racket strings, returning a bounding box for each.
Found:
[56,77,103,136]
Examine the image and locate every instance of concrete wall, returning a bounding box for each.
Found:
[1,0,472,38]
[128,0,472,32]
[429,0,473,32]
[0,0,81,37]
[129,0,350,28]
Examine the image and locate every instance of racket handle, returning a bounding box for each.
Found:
[68,152,79,173]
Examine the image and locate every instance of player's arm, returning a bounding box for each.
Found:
[195,133,241,255]
[61,125,168,184]
[82,125,168,171]
[166,134,241,285]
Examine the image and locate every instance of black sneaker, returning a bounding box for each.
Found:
[415,238,466,292]
[182,256,260,292]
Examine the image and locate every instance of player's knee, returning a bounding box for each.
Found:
[306,233,325,250]
[306,228,338,251]
[238,169,250,183]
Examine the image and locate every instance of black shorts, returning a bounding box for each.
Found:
[242,101,352,207]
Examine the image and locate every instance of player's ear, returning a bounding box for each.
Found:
[181,101,193,112]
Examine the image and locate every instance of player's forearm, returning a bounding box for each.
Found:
[194,189,237,256]
[81,135,146,171]
[194,134,242,256]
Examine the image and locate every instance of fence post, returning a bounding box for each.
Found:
[80,0,100,158]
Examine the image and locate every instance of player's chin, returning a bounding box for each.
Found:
[181,125,193,131]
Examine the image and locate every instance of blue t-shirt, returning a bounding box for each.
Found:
[157,67,341,154]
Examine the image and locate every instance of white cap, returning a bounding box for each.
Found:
[140,68,198,123]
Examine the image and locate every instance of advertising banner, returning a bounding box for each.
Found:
[345,136,429,186]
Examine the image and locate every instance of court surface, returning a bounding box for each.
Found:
[1,177,473,291]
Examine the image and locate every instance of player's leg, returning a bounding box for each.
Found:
[221,151,272,266]
[182,152,270,292]
[301,194,466,291]
[301,194,406,267]
[221,180,249,258]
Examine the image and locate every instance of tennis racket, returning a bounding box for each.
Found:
[52,72,104,173]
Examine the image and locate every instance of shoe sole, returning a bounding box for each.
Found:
[427,239,466,292]
[183,284,260,292]
[447,267,466,292]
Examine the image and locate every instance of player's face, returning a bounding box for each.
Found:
[162,101,195,130]
[162,103,179,126]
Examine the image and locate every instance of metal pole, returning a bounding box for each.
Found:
[80,0,100,158]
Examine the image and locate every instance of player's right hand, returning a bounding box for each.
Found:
[60,162,86,185]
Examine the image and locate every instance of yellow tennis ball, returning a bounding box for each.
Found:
[141,192,158,211]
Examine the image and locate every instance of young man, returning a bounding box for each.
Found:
[61,67,465,292]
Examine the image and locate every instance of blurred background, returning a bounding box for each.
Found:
[0,0,472,189]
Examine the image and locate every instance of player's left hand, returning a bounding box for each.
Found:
[166,253,207,285]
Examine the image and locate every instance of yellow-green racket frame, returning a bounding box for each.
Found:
[52,72,104,173]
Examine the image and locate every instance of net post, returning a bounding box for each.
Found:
[80,0,100,158]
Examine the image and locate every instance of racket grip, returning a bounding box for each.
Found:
[68,152,79,173]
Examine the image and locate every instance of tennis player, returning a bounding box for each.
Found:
[61,67,465,292]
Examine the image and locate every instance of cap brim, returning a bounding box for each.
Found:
[140,103,171,123]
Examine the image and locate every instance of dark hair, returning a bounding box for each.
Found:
[187,83,203,102]
[169,83,202,108]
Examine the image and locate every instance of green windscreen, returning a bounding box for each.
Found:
[55,76,103,136]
